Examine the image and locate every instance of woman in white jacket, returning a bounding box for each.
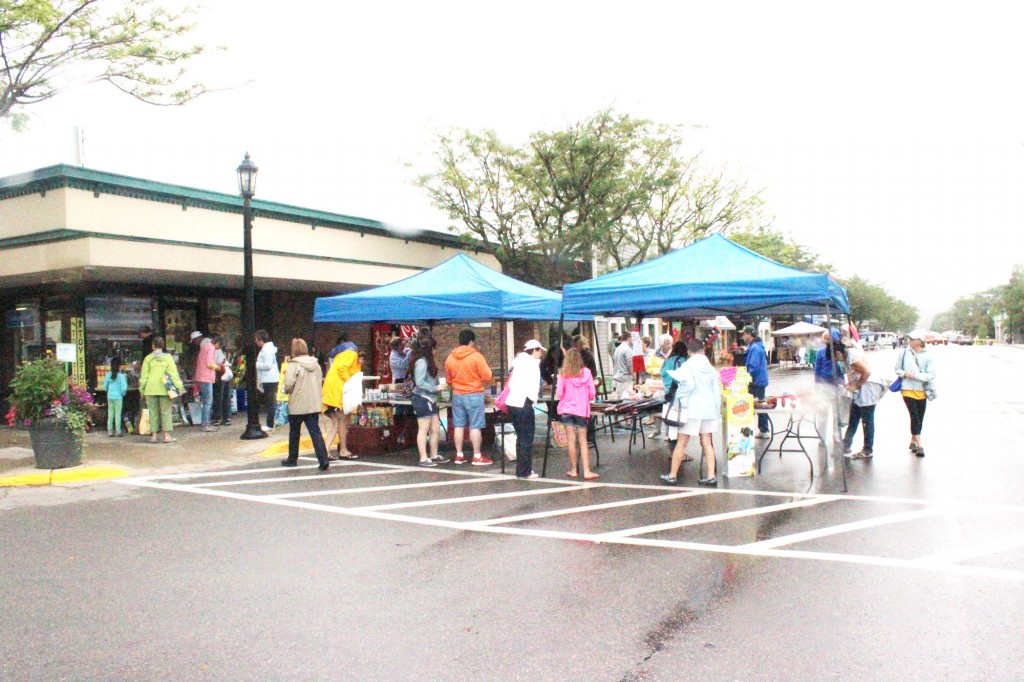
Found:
[505,339,545,479]
[660,341,721,486]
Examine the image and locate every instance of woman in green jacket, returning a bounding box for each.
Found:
[139,336,184,443]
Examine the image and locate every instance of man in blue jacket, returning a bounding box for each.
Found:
[741,325,770,436]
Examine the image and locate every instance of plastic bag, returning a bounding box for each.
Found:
[274,401,289,428]
[551,421,569,448]
[138,409,151,436]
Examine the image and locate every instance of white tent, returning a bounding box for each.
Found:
[771,321,828,336]
[699,315,736,330]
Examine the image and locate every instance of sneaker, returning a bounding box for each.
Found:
[471,455,493,466]
[202,425,218,432]
[755,431,770,439]
[850,450,873,459]
[698,476,717,486]
[842,443,853,455]
[648,431,661,440]
[418,458,437,467]
[431,455,450,464]
[658,474,677,485]
[260,425,273,433]
[915,448,925,458]
[521,472,540,479]
[220,420,232,426]
[280,458,298,467]
[454,454,467,465]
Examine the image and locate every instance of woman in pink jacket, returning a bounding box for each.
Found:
[556,348,598,480]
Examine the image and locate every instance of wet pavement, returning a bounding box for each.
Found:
[2,344,1023,680]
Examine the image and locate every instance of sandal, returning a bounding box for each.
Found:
[680,455,694,462]
[163,437,177,443]
[149,437,158,444]
[338,453,359,460]
[327,454,340,461]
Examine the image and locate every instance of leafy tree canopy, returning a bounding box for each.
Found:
[1,0,208,128]
[838,275,918,332]
[417,110,767,289]
[727,226,831,272]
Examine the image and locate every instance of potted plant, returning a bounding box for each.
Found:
[5,352,96,469]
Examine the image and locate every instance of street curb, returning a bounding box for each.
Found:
[0,466,130,487]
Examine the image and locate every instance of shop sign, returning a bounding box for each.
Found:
[70,317,86,387]
[56,343,76,363]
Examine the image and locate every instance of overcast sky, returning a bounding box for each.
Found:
[3,1,1022,324]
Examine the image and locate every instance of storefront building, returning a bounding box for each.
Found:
[0,164,500,400]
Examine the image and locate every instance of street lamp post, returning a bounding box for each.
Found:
[237,152,267,440]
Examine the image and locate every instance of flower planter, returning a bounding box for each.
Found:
[29,418,83,469]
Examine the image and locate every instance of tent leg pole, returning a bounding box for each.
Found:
[500,320,507,475]
[593,319,608,399]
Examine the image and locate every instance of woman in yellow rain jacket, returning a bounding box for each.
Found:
[321,335,361,459]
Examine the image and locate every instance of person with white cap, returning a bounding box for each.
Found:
[505,339,545,478]
[896,330,936,457]
[190,330,219,431]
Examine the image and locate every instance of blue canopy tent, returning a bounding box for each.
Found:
[314,253,574,323]
[560,234,850,489]
[314,253,590,475]
[560,234,849,318]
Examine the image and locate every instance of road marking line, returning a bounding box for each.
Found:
[191,468,420,487]
[914,533,1024,565]
[267,477,502,498]
[351,484,582,511]
[739,507,942,549]
[472,491,705,526]
[115,479,1024,582]
[131,463,353,480]
[599,496,835,538]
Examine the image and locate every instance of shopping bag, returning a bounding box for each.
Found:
[661,396,688,428]
[342,372,364,415]
[274,402,289,428]
[164,372,181,400]
[502,432,517,460]
[551,421,569,448]
[138,408,151,436]
[888,377,903,393]
[924,381,937,401]
[495,385,511,413]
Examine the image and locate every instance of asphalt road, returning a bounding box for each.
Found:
[2,343,1023,681]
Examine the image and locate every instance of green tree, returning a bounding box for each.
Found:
[1,0,207,128]
[727,226,831,272]
[839,275,918,331]
[935,292,996,337]
[994,266,1024,340]
[417,110,765,288]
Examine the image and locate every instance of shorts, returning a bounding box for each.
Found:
[680,418,719,436]
[451,392,485,429]
[559,414,588,428]
[411,394,438,418]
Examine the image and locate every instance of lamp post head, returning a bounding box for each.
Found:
[236,152,258,199]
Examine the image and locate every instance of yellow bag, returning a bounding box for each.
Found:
[276,361,289,403]
[138,408,151,436]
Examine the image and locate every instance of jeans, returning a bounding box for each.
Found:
[261,382,278,428]
[509,398,535,478]
[288,412,329,466]
[748,383,770,433]
[198,382,214,426]
[107,398,123,435]
[903,396,927,436]
[212,381,233,423]
[843,402,876,452]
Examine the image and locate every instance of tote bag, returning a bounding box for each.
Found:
[495,370,512,413]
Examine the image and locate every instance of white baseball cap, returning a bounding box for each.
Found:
[190,331,203,341]
[524,339,546,352]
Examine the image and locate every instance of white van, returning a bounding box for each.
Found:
[864,332,898,349]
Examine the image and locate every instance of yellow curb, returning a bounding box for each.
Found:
[259,436,340,458]
[0,466,130,487]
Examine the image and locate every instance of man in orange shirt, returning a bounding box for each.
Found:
[444,329,493,465]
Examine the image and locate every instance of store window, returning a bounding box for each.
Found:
[85,296,156,389]
[6,302,41,364]
[208,298,242,352]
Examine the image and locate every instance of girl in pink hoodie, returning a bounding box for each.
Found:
[556,348,598,480]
